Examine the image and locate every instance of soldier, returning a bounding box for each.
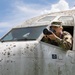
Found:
[43,21,72,50]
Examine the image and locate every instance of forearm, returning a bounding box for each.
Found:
[55,36,72,50]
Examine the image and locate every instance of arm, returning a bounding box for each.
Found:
[55,34,72,50]
[42,35,50,43]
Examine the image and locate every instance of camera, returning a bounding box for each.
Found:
[43,28,56,35]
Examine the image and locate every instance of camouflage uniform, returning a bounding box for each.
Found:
[55,31,72,50]
[42,31,72,50]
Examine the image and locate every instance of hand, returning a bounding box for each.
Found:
[43,35,49,40]
[47,33,57,40]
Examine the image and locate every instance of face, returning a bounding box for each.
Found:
[52,26,62,34]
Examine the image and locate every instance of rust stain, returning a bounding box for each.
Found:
[58,67,62,75]
[8,47,11,50]
[30,49,33,52]
[3,53,6,55]
[25,51,26,53]
[0,59,3,62]
[7,69,8,70]
[7,52,10,56]
[13,45,16,47]
[6,45,8,46]
[10,44,12,46]
[11,61,13,63]
[13,54,15,56]
[7,60,9,63]
[26,46,29,49]
[22,53,23,54]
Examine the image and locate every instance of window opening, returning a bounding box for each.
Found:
[38,16,56,22]
[41,26,74,50]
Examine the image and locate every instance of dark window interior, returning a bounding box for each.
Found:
[63,26,74,37]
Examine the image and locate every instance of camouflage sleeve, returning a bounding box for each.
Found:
[55,34,72,50]
[42,35,49,43]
